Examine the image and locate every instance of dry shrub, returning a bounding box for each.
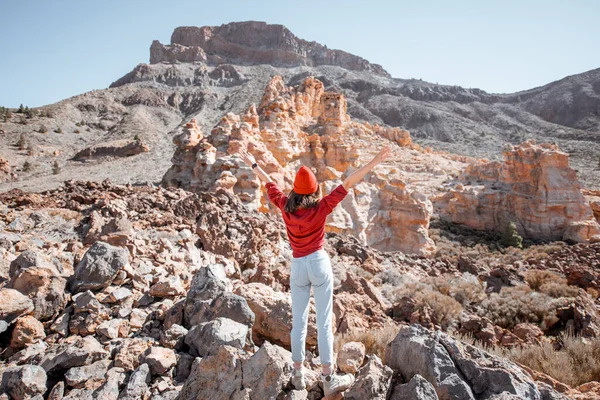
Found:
[396,282,463,330]
[587,287,599,299]
[481,285,558,330]
[488,334,600,387]
[334,324,399,364]
[426,274,486,306]
[524,269,579,298]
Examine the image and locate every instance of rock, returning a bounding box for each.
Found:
[50,305,72,336]
[174,352,195,383]
[512,323,544,344]
[160,323,188,350]
[107,287,133,303]
[94,367,126,400]
[129,308,149,329]
[152,23,389,76]
[178,346,245,400]
[183,264,232,327]
[390,374,439,400]
[185,317,248,357]
[48,381,65,400]
[8,340,48,365]
[9,257,69,321]
[434,141,600,242]
[35,335,107,374]
[234,282,318,347]
[149,275,186,297]
[10,315,46,349]
[186,291,255,329]
[144,346,177,375]
[242,341,293,400]
[114,338,153,370]
[118,363,150,400]
[97,318,130,339]
[337,341,366,374]
[0,365,47,399]
[65,359,111,389]
[344,355,392,400]
[385,324,543,400]
[72,139,149,161]
[0,288,34,324]
[72,241,130,292]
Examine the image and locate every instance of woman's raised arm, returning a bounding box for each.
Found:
[342,146,390,190]
[238,149,273,184]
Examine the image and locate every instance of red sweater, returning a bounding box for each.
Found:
[266,182,348,258]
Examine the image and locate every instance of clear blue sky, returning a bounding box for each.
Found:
[1,0,599,107]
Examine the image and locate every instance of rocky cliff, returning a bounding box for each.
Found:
[150,22,390,77]
[434,140,600,242]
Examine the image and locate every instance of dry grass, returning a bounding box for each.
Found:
[334,324,399,364]
[524,269,580,298]
[489,334,600,387]
[395,282,464,330]
[426,274,486,307]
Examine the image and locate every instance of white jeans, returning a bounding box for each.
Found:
[290,249,334,365]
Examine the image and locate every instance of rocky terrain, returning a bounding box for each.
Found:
[0,180,599,399]
[1,21,600,400]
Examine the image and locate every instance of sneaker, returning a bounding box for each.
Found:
[321,373,355,396]
[291,368,306,390]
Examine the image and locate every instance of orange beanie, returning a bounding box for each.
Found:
[294,166,318,194]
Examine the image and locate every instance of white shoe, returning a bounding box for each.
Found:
[291,368,306,390]
[321,373,355,396]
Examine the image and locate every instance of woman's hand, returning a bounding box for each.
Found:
[371,146,391,165]
[238,149,257,168]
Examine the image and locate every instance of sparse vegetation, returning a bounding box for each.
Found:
[501,221,523,248]
[54,127,63,133]
[18,117,27,125]
[17,104,24,113]
[524,270,579,298]
[480,285,559,330]
[473,333,600,388]
[38,124,48,133]
[22,160,32,172]
[25,107,36,119]
[52,160,61,175]
[74,129,80,134]
[17,133,27,150]
[134,134,141,141]
[334,325,399,364]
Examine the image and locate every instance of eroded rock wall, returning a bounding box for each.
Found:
[434,141,600,242]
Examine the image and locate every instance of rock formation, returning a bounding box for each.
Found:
[434,140,600,242]
[162,75,437,255]
[150,22,390,77]
[72,139,150,161]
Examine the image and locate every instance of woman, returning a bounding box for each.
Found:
[238,146,390,396]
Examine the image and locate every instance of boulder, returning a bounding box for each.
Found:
[234,282,318,347]
[385,324,543,400]
[71,241,130,292]
[344,355,392,400]
[0,288,34,324]
[34,335,107,374]
[178,346,245,400]
[114,338,153,370]
[186,291,255,328]
[0,365,47,400]
[10,315,46,349]
[242,341,293,400]
[185,317,248,357]
[97,318,130,339]
[183,264,232,327]
[160,323,188,350]
[144,346,177,375]
[149,275,186,297]
[390,374,440,400]
[118,363,150,400]
[337,341,366,374]
[65,359,111,389]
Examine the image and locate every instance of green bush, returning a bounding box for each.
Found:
[501,221,523,248]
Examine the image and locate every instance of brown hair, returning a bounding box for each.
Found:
[284,186,322,213]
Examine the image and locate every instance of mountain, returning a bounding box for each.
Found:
[0,21,599,193]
